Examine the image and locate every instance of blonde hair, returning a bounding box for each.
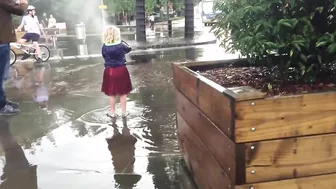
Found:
[104,26,121,44]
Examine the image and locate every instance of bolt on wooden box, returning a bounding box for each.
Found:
[173,60,336,189]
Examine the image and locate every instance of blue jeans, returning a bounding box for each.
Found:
[2,50,10,91]
[0,44,9,108]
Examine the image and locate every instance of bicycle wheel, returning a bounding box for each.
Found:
[10,49,17,66]
[34,45,50,62]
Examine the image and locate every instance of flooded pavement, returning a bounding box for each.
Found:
[0,44,235,188]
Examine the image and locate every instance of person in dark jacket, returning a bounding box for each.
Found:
[0,0,28,115]
[101,26,132,118]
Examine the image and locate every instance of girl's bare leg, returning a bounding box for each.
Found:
[120,94,127,115]
[110,96,117,115]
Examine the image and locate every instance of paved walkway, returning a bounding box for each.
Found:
[18,42,225,64]
[43,18,217,61]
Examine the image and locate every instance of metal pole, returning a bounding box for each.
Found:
[185,0,194,39]
[136,0,146,42]
[167,0,172,37]
[167,0,169,19]
[168,19,172,37]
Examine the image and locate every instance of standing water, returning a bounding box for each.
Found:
[2,44,233,188]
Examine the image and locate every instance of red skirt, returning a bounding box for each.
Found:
[101,66,132,96]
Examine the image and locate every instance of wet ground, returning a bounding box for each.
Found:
[56,17,214,56]
[0,44,237,188]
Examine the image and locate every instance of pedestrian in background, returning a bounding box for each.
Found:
[0,0,28,115]
[101,26,132,118]
[149,14,155,30]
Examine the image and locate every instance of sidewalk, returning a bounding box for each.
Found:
[53,25,216,58]
[123,17,184,26]
[129,34,216,50]
[33,42,217,64]
[48,17,217,60]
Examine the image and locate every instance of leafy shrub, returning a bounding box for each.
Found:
[212,0,336,85]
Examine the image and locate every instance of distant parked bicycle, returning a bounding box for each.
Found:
[10,42,51,66]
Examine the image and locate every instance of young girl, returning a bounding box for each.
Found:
[101,26,132,118]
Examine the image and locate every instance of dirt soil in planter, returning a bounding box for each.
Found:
[199,66,336,97]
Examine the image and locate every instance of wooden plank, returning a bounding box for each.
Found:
[235,92,336,143]
[228,86,266,101]
[173,64,265,139]
[196,74,265,102]
[235,173,336,189]
[176,90,236,182]
[245,133,336,183]
[177,60,266,101]
[179,59,239,67]
[173,63,199,104]
[177,113,233,189]
[178,58,249,69]
[197,76,234,138]
[235,144,246,185]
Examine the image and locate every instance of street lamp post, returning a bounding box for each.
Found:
[167,0,172,37]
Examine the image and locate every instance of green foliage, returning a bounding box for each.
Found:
[145,0,159,13]
[212,0,336,84]
[27,0,183,21]
[105,0,135,13]
[104,0,183,13]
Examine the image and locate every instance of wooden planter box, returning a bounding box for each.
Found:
[173,60,336,189]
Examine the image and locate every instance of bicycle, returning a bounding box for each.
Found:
[10,42,51,66]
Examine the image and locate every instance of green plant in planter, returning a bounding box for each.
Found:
[212,0,336,90]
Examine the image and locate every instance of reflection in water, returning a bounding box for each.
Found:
[107,117,141,188]
[0,117,37,189]
[128,62,181,189]
[152,47,202,63]
[10,63,52,110]
[185,48,197,61]
[32,65,50,110]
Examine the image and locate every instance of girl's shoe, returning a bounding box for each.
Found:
[106,113,116,118]
[121,112,129,118]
